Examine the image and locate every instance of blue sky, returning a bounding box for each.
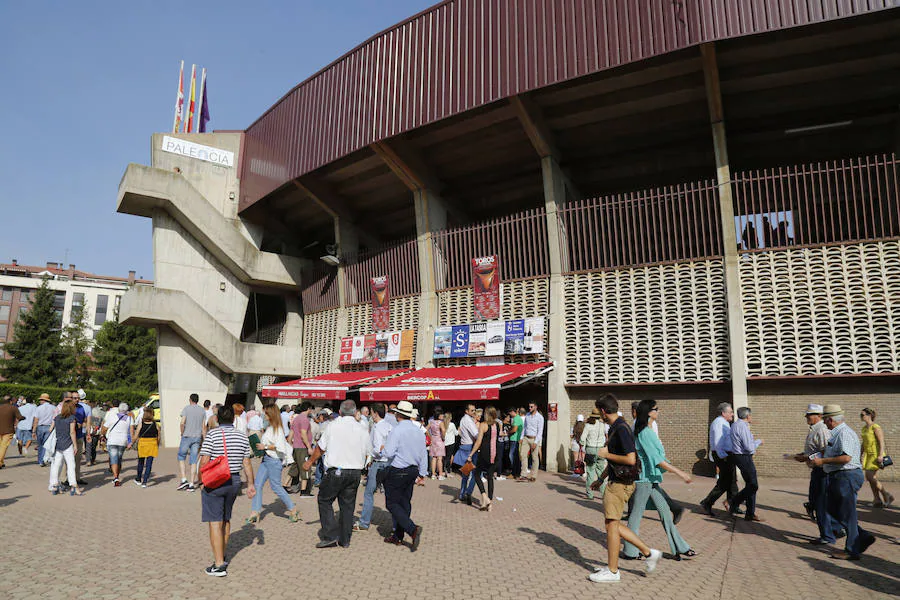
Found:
[0,0,434,280]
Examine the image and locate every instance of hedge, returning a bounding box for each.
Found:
[0,383,150,408]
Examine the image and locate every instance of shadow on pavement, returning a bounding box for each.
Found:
[228,522,265,562]
[558,517,606,544]
[518,526,602,572]
[799,556,899,594]
[0,495,29,507]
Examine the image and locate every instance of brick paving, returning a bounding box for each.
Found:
[0,448,897,599]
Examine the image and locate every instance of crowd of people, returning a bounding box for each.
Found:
[0,390,894,581]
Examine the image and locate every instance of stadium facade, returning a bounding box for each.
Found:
[117,0,900,479]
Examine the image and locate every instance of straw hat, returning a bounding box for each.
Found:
[805,403,824,415]
[38,393,51,402]
[822,404,844,417]
[392,400,415,418]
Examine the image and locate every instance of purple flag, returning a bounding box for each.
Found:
[199,79,210,133]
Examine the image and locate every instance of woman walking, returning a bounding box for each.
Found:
[134,409,159,487]
[622,399,696,561]
[48,400,83,496]
[443,413,458,476]
[246,404,301,524]
[428,408,447,480]
[860,408,894,507]
[581,408,608,499]
[199,405,256,577]
[467,406,501,511]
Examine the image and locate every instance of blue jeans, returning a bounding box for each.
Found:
[177,436,201,464]
[315,459,324,486]
[826,469,873,557]
[251,455,295,513]
[36,425,51,465]
[136,456,154,484]
[358,461,387,528]
[508,440,519,475]
[458,451,479,498]
[810,467,842,543]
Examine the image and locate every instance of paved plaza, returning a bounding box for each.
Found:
[0,448,896,600]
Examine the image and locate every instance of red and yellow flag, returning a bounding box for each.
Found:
[186,64,197,132]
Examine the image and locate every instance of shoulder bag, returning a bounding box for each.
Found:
[200,432,232,488]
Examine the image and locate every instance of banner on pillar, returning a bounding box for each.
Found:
[339,329,414,365]
[432,317,545,359]
[371,275,390,331]
[472,255,500,320]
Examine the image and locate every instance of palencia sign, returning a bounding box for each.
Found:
[161,136,234,168]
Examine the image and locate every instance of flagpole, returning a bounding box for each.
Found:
[172,60,184,133]
[197,68,207,133]
[186,64,197,132]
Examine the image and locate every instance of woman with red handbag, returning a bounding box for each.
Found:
[198,405,256,577]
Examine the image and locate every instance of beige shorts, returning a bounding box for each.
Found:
[603,482,636,521]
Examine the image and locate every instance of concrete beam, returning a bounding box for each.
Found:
[117,164,302,290]
[701,42,749,410]
[120,286,302,376]
[292,176,381,248]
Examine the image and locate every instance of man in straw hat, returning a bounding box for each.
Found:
[787,404,843,545]
[32,393,55,465]
[808,404,876,560]
[381,400,427,551]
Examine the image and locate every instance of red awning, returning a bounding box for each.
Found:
[261,369,409,401]
[359,362,553,402]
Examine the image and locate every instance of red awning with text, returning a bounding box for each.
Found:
[261,370,409,401]
[358,363,553,402]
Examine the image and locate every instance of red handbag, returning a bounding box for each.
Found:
[200,432,232,488]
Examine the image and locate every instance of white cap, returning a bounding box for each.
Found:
[77,388,86,400]
[805,403,824,415]
[576,414,585,422]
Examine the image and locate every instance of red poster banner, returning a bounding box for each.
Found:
[371,275,390,331]
[472,255,500,320]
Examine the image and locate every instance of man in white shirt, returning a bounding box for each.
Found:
[457,404,481,504]
[700,402,739,516]
[355,403,392,531]
[303,400,371,549]
[15,396,36,455]
[101,403,135,486]
[518,402,545,482]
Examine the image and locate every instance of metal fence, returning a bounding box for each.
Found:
[300,263,339,314]
[343,238,421,305]
[732,154,900,252]
[431,208,550,290]
[560,180,724,273]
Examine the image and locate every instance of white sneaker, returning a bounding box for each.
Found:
[133,479,142,487]
[496,475,506,480]
[645,549,662,574]
[438,476,446,481]
[589,567,620,582]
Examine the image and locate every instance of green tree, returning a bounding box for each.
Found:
[60,299,94,388]
[0,279,67,385]
[92,312,157,392]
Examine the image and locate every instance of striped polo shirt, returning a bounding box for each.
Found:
[199,425,251,473]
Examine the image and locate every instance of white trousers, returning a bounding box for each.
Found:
[49,446,76,490]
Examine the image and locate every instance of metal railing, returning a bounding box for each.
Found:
[432,208,550,290]
[343,238,421,305]
[560,180,724,273]
[732,154,900,251]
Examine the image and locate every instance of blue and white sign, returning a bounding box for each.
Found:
[450,325,470,358]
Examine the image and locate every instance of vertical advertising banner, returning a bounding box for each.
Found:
[472,255,500,321]
[371,275,390,331]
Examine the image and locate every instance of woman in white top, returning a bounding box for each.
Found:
[580,408,608,499]
[246,404,300,524]
[443,413,458,476]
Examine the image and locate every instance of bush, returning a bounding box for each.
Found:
[0,383,150,408]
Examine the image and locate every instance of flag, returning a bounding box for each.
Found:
[199,71,210,133]
[186,64,197,132]
[172,61,184,133]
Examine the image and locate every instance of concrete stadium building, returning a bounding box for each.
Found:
[118,0,900,478]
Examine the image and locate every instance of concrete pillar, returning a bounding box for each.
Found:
[701,43,749,410]
[541,156,572,472]
[413,188,448,368]
[332,218,359,371]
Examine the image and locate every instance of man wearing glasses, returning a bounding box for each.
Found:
[518,402,544,481]
[455,404,480,504]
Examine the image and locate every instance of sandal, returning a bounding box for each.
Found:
[245,513,260,525]
[680,549,698,559]
[50,486,59,496]
[70,487,84,496]
[288,510,302,523]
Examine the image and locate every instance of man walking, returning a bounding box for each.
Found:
[302,399,371,548]
[15,396,36,455]
[177,394,207,491]
[457,404,480,503]
[101,403,135,486]
[355,403,392,531]
[32,393,55,465]
[518,402,545,480]
[810,405,876,560]
[88,401,106,465]
[382,401,427,551]
[0,396,23,468]
[729,407,764,521]
[700,402,740,516]
[590,395,661,582]
[287,402,314,496]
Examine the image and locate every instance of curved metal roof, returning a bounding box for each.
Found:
[239,0,896,211]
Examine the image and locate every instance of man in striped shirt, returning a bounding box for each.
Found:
[809,404,875,561]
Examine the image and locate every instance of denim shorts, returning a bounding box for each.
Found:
[108,445,126,465]
[201,474,241,523]
[15,429,32,444]
[178,436,202,464]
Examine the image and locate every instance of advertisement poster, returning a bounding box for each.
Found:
[472,255,500,321]
[485,321,505,356]
[371,275,390,331]
[339,329,415,365]
[468,322,487,356]
[450,325,470,358]
[523,317,545,354]
[504,319,525,354]
[433,326,452,358]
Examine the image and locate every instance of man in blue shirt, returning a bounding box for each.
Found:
[15,397,36,455]
[381,401,427,551]
[700,402,740,516]
[809,404,875,560]
[728,407,764,521]
[355,403,393,531]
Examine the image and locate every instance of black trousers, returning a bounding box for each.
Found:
[702,452,738,506]
[730,454,759,518]
[475,462,499,499]
[317,468,362,546]
[88,434,99,463]
[384,465,418,540]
